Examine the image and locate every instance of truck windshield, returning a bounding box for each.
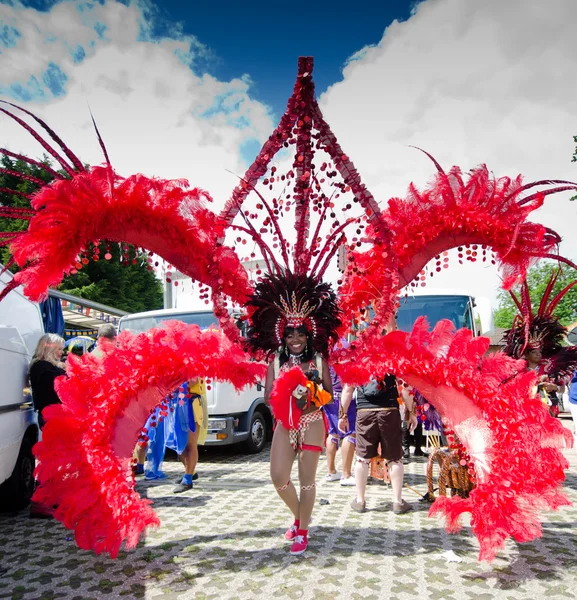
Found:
[119,311,218,334]
[396,295,473,332]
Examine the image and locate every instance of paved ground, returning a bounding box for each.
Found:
[1,417,577,600]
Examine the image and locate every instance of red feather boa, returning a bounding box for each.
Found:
[268,366,307,429]
[335,317,572,561]
[33,321,266,557]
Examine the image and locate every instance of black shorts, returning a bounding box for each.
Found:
[355,408,403,462]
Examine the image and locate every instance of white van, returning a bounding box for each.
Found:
[118,308,271,453]
[0,267,44,510]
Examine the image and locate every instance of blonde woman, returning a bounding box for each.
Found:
[28,333,65,519]
[29,333,66,429]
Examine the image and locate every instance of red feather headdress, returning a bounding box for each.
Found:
[504,269,577,377]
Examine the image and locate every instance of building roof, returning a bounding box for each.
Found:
[485,327,507,346]
[48,289,129,330]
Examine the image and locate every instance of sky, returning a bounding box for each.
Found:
[1,0,577,315]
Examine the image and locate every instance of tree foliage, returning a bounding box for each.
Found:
[0,155,163,313]
[494,261,577,329]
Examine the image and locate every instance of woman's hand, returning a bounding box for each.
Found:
[338,416,349,433]
[405,413,418,434]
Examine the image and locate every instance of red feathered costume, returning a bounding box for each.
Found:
[1,58,576,560]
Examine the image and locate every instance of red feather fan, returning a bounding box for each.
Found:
[4,166,251,306]
[384,161,577,290]
[32,321,266,557]
[336,317,572,561]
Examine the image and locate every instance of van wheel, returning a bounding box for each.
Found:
[0,438,35,511]
[245,410,267,454]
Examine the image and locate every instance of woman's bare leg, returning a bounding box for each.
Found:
[326,434,339,474]
[181,428,200,475]
[297,418,325,530]
[341,434,356,479]
[270,424,299,518]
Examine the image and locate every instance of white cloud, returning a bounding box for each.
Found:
[319,0,577,311]
[0,0,274,205]
[2,0,577,315]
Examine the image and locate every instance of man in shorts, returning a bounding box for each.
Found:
[339,374,417,513]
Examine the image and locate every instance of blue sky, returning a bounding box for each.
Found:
[2,0,576,305]
[11,0,418,117]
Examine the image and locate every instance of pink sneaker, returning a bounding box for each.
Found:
[290,530,308,555]
[284,524,298,541]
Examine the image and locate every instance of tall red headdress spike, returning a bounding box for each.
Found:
[292,57,315,274]
[219,57,395,275]
[88,107,111,166]
[0,148,64,180]
[545,278,577,317]
[517,185,577,208]
[503,179,577,203]
[0,167,46,187]
[520,279,533,320]
[0,188,35,201]
[537,269,560,317]
[411,146,457,207]
[507,287,524,314]
[0,102,82,176]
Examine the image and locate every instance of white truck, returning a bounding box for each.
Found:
[396,288,493,335]
[0,267,44,510]
[117,308,271,453]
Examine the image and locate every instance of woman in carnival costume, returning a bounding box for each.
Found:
[2,57,577,562]
[167,379,207,493]
[324,362,357,486]
[245,273,336,555]
[504,269,577,416]
[134,379,207,490]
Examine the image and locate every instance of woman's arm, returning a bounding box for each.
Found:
[338,384,355,432]
[321,358,333,397]
[340,384,354,413]
[401,386,418,433]
[264,361,275,404]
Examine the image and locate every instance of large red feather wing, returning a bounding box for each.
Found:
[335,317,572,562]
[33,321,266,557]
[0,104,251,312]
[4,166,251,307]
[384,160,577,289]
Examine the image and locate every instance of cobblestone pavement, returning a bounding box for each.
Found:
[1,418,577,600]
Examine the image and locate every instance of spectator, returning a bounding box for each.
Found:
[91,323,117,358]
[169,379,207,493]
[324,365,356,486]
[28,333,66,518]
[340,317,417,514]
[29,334,66,429]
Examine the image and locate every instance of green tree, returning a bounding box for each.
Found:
[0,155,163,313]
[494,261,577,329]
[59,243,163,313]
[0,153,54,267]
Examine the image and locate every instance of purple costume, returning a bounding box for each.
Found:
[324,366,356,440]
